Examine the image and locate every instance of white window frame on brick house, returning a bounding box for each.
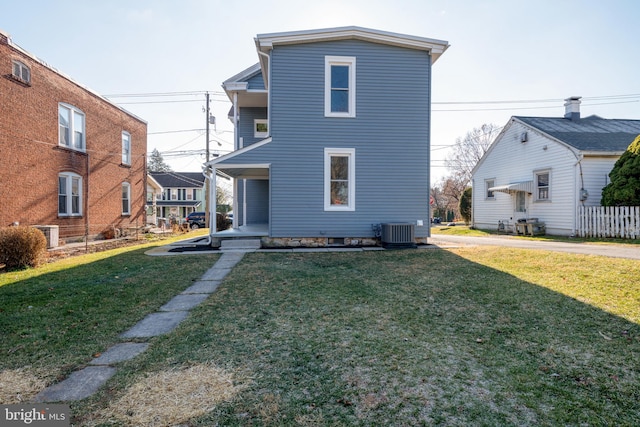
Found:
[324,148,356,211]
[122,131,131,165]
[58,172,82,216]
[11,59,30,84]
[122,182,131,215]
[324,56,356,118]
[58,103,85,151]
[535,169,551,201]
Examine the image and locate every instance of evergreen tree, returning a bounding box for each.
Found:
[147,148,172,173]
[601,135,640,206]
[459,187,472,224]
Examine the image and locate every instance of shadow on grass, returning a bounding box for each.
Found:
[73,250,640,426]
[0,247,219,380]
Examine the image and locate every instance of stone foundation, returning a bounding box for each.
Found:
[261,237,380,248]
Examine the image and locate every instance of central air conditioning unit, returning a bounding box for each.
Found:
[381,223,416,249]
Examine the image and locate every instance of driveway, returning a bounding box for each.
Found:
[428,234,640,260]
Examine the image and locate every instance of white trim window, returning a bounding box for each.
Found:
[254,119,269,138]
[122,131,131,165]
[324,56,356,118]
[58,104,85,151]
[324,148,355,211]
[12,60,30,84]
[535,170,550,201]
[58,172,82,216]
[122,182,131,215]
[485,179,495,199]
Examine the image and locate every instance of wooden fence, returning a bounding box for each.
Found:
[577,206,640,239]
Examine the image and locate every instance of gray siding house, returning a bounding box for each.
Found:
[206,27,449,247]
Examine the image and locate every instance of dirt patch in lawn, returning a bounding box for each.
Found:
[97,363,248,426]
[0,368,48,403]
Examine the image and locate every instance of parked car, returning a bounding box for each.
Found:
[185,211,206,229]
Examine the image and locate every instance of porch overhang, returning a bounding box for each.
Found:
[488,181,533,194]
[213,164,270,179]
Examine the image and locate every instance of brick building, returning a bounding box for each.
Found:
[0,30,147,242]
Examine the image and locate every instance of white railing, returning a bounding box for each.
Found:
[577,206,640,239]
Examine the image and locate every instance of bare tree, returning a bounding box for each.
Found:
[445,123,501,186]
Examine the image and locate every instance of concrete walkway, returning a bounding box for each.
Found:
[34,251,246,403]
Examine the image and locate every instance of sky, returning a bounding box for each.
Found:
[3,0,640,184]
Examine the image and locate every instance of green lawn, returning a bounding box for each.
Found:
[0,235,219,392]
[47,247,640,426]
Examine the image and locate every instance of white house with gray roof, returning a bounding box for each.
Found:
[471,97,640,236]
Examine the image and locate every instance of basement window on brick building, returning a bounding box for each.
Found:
[59,104,85,151]
[59,172,82,216]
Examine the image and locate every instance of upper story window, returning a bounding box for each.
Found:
[58,104,85,151]
[58,172,82,216]
[485,179,495,199]
[122,182,131,215]
[324,148,356,211]
[254,119,268,138]
[11,60,30,84]
[535,170,550,201]
[325,56,356,118]
[122,131,131,165]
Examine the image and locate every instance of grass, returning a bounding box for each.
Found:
[59,248,640,426]
[0,233,219,402]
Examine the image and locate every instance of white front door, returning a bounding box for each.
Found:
[513,191,527,221]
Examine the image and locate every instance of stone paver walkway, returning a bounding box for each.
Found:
[34,251,245,402]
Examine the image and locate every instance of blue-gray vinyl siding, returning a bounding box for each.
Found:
[239,107,268,147]
[235,179,269,225]
[219,39,432,238]
[247,71,265,91]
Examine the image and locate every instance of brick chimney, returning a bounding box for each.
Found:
[564,96,581,122]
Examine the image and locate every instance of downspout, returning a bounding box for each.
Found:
[202,166,216,246]
[570,150,586,236]
[257,50,271,136]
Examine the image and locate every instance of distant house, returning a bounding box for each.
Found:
[0,30,147,243]
[206,26,449,247]
[148,172,205,221]
[471,97,640,236]
[146,174,163,226]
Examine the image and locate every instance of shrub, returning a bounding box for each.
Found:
[0,226,48,270]
[601,134,640,206]
[459,187,473,225]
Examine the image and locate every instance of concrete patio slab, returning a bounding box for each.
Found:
[159,293,209,311]
[181,280,221,294]
[120,311,189,338]
[89,342,149,365]
[34,366,116,402]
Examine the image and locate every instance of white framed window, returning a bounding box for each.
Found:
[535,170,550,201]
[324,56,356,118]
[324,148,355,211]
[254,119,269,138]
[485,179,495,199]
[122,131,131,165]
[122,182,131,215]
[58,104,85,151]
[12,60,30,84]
[58,172,82,216]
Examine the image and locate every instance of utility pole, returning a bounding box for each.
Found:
[204,92,211,229]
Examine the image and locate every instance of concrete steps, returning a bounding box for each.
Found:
[220,238,262,250]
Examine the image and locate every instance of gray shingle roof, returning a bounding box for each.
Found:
[515,115,640,152]
[149,172,205,188]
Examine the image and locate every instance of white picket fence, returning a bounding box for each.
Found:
[577,206,640,239]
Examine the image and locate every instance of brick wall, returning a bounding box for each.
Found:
[0,35,147,239]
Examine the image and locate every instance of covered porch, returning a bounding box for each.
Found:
[210,163,270,237]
